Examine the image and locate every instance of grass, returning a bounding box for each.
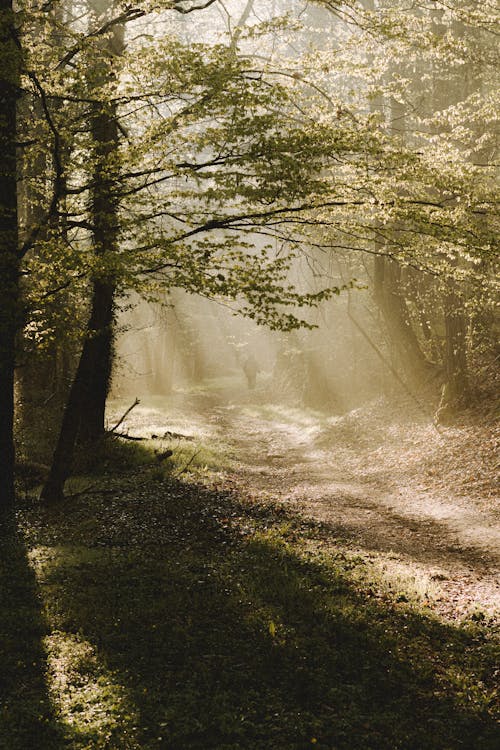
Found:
[36,428,234,497]
[4,443,500,750]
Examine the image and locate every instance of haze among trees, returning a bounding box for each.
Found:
[0,2,498,748]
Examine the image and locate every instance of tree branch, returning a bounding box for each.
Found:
[108,398,141,435]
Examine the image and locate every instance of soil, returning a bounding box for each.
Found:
[111,386,500,622]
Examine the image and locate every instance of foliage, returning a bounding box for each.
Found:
[14,0,499,391]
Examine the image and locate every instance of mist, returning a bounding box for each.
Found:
[112,278,389,415]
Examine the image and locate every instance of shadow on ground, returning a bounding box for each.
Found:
[17,476,500,750]
[0,514,65,750]
[296,493,499,571]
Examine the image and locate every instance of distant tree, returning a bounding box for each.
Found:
[312,0,498,405]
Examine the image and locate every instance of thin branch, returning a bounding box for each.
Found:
[39,273,86,300]
[108,398,140,434]
[173,449,202,477]
[56,8,146,70]
[110,432,145,441]
[172,0,218,14]
[19,71,65,259]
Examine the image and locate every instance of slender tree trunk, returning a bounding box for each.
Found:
[431,11,470,412]
[78,7,123,442]
[366,36,434,385]
[0,0,20,510]
[40,10,123,501]
[77,136,119,443]
[443,282,469,405]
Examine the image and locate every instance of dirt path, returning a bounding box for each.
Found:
[111,390,500,621]
[212,404,499,620]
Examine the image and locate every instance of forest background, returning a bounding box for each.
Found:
[0,0,497,505]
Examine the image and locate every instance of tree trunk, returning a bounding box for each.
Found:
[78,10,122,443]
[0,0,20,510]
[443,282,469,406]
[39,279,115,502]
[78,279,115,443]
[40,9,123,501]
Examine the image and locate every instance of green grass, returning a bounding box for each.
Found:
[4,468,499,750]
[68,430,234,486]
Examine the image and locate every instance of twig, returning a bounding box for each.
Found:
[173,449,202,478]
[63,484,96,499]
[108,398,140,434]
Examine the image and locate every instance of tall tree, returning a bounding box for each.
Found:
[40,2,347,501]
[41,0,124,501]
[76,0,124,443]
[0,0,20,509]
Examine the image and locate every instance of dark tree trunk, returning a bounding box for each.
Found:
[40,11,123,501]
[40,279,115,502]
[77,14,123,443]
[78,279,115,443]
[0,0,20,510]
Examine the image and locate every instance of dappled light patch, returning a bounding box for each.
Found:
[242,403,327,429]
[43,631,140,750]
[101,391,500,621]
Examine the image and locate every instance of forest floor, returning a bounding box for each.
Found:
[5,382,499,749]
[110,382,500,622]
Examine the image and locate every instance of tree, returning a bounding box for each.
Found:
[38,2,351,501]
[8,0,498,504]
[311,0,498,401]
[0,0,20,510]
[40,0,125,501]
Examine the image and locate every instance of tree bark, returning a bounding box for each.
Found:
[78,5,123,442]
[40,279,115,502]
[77,131,119,440]
[40,8,123,501]
[78,279,115,443]
[0,0,20,510]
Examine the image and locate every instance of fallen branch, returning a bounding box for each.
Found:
[108,398,140,434]
[63,484,96,499]
[110,432,145,441]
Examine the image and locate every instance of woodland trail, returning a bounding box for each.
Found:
[111,385,500,622]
